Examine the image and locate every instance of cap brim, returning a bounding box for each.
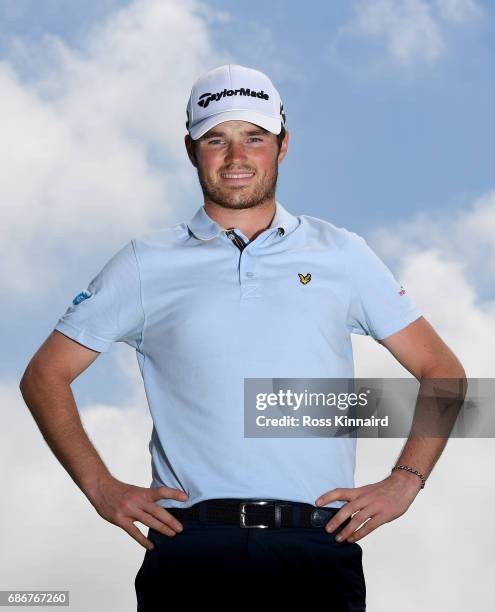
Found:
[189,110,282,140]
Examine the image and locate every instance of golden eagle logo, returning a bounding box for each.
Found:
[298,273,312,285]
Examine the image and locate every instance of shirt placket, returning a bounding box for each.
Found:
[224,229,262,299]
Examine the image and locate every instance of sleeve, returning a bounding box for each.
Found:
[345,231,422,341]
[54,239,145,352]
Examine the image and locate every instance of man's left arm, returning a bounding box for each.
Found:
[314,315,466,543]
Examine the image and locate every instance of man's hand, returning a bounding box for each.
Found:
[315,471,422,544]
[85,477,189,550]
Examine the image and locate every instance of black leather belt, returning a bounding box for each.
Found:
[166,498,350,529]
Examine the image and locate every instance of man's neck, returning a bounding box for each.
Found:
[203,199,277,241]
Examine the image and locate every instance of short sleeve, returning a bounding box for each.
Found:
[345,232,422,341]
[54,240,145,352]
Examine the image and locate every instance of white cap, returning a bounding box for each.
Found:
[186,64,286,140]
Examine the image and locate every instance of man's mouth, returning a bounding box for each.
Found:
[220,172,255,184]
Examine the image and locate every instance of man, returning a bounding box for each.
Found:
[20,64,465,609]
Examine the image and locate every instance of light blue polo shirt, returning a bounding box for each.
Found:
[54,201,422,509]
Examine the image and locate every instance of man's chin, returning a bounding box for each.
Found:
[201,180,277,210]
[216,200,258,210]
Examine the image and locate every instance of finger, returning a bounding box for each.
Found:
[151,486,189,503]
[346,515,383,543]
[122,520,156,550]
[325,509,348,533]
[316,483,378,507]
[133,507,179,537]
[334,510,373,542]
[315,488,355,506]
[143,503,184,533]
[326,496,373,533]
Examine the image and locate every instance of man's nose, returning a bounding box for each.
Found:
[224,141,248,164]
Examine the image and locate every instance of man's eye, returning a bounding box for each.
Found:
[206,137,263,144]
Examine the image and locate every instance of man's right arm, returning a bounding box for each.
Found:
[19,330,187,549]
[19,330,112,500]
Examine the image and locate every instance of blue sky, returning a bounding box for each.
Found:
[3,0,495,402]
[2,1,494,233]
[208,0,495,224]
[2,2,494,610]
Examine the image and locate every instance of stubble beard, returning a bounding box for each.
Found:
[196,159,279,211]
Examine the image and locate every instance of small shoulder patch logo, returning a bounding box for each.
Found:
[72,290,93,305]
[398,285,406,296]
[298,273,312,285]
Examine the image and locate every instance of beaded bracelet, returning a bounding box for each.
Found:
[391,465,426,489]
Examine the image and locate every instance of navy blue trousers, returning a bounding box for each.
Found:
[135,517,366,610]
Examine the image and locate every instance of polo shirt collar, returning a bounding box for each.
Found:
[187,200,299,241]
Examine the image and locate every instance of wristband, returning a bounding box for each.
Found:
[391,464,426,489]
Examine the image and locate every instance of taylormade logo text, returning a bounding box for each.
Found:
[198,88,269,108]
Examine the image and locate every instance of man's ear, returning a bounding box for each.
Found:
[277,128,289,164]
[184,134,198,168]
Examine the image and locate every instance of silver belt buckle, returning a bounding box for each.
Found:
[239,500,272,528]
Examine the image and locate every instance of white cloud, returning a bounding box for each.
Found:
[435,0,480,23]
[352,189,495,378]
[357,0,444,65]
[349,188,494,609]
[0,373,155,611]
[0,0,227,296]
[355,436,494,611]
[328,0,481,73]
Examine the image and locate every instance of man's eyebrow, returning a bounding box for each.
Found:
[201,128,268,139]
